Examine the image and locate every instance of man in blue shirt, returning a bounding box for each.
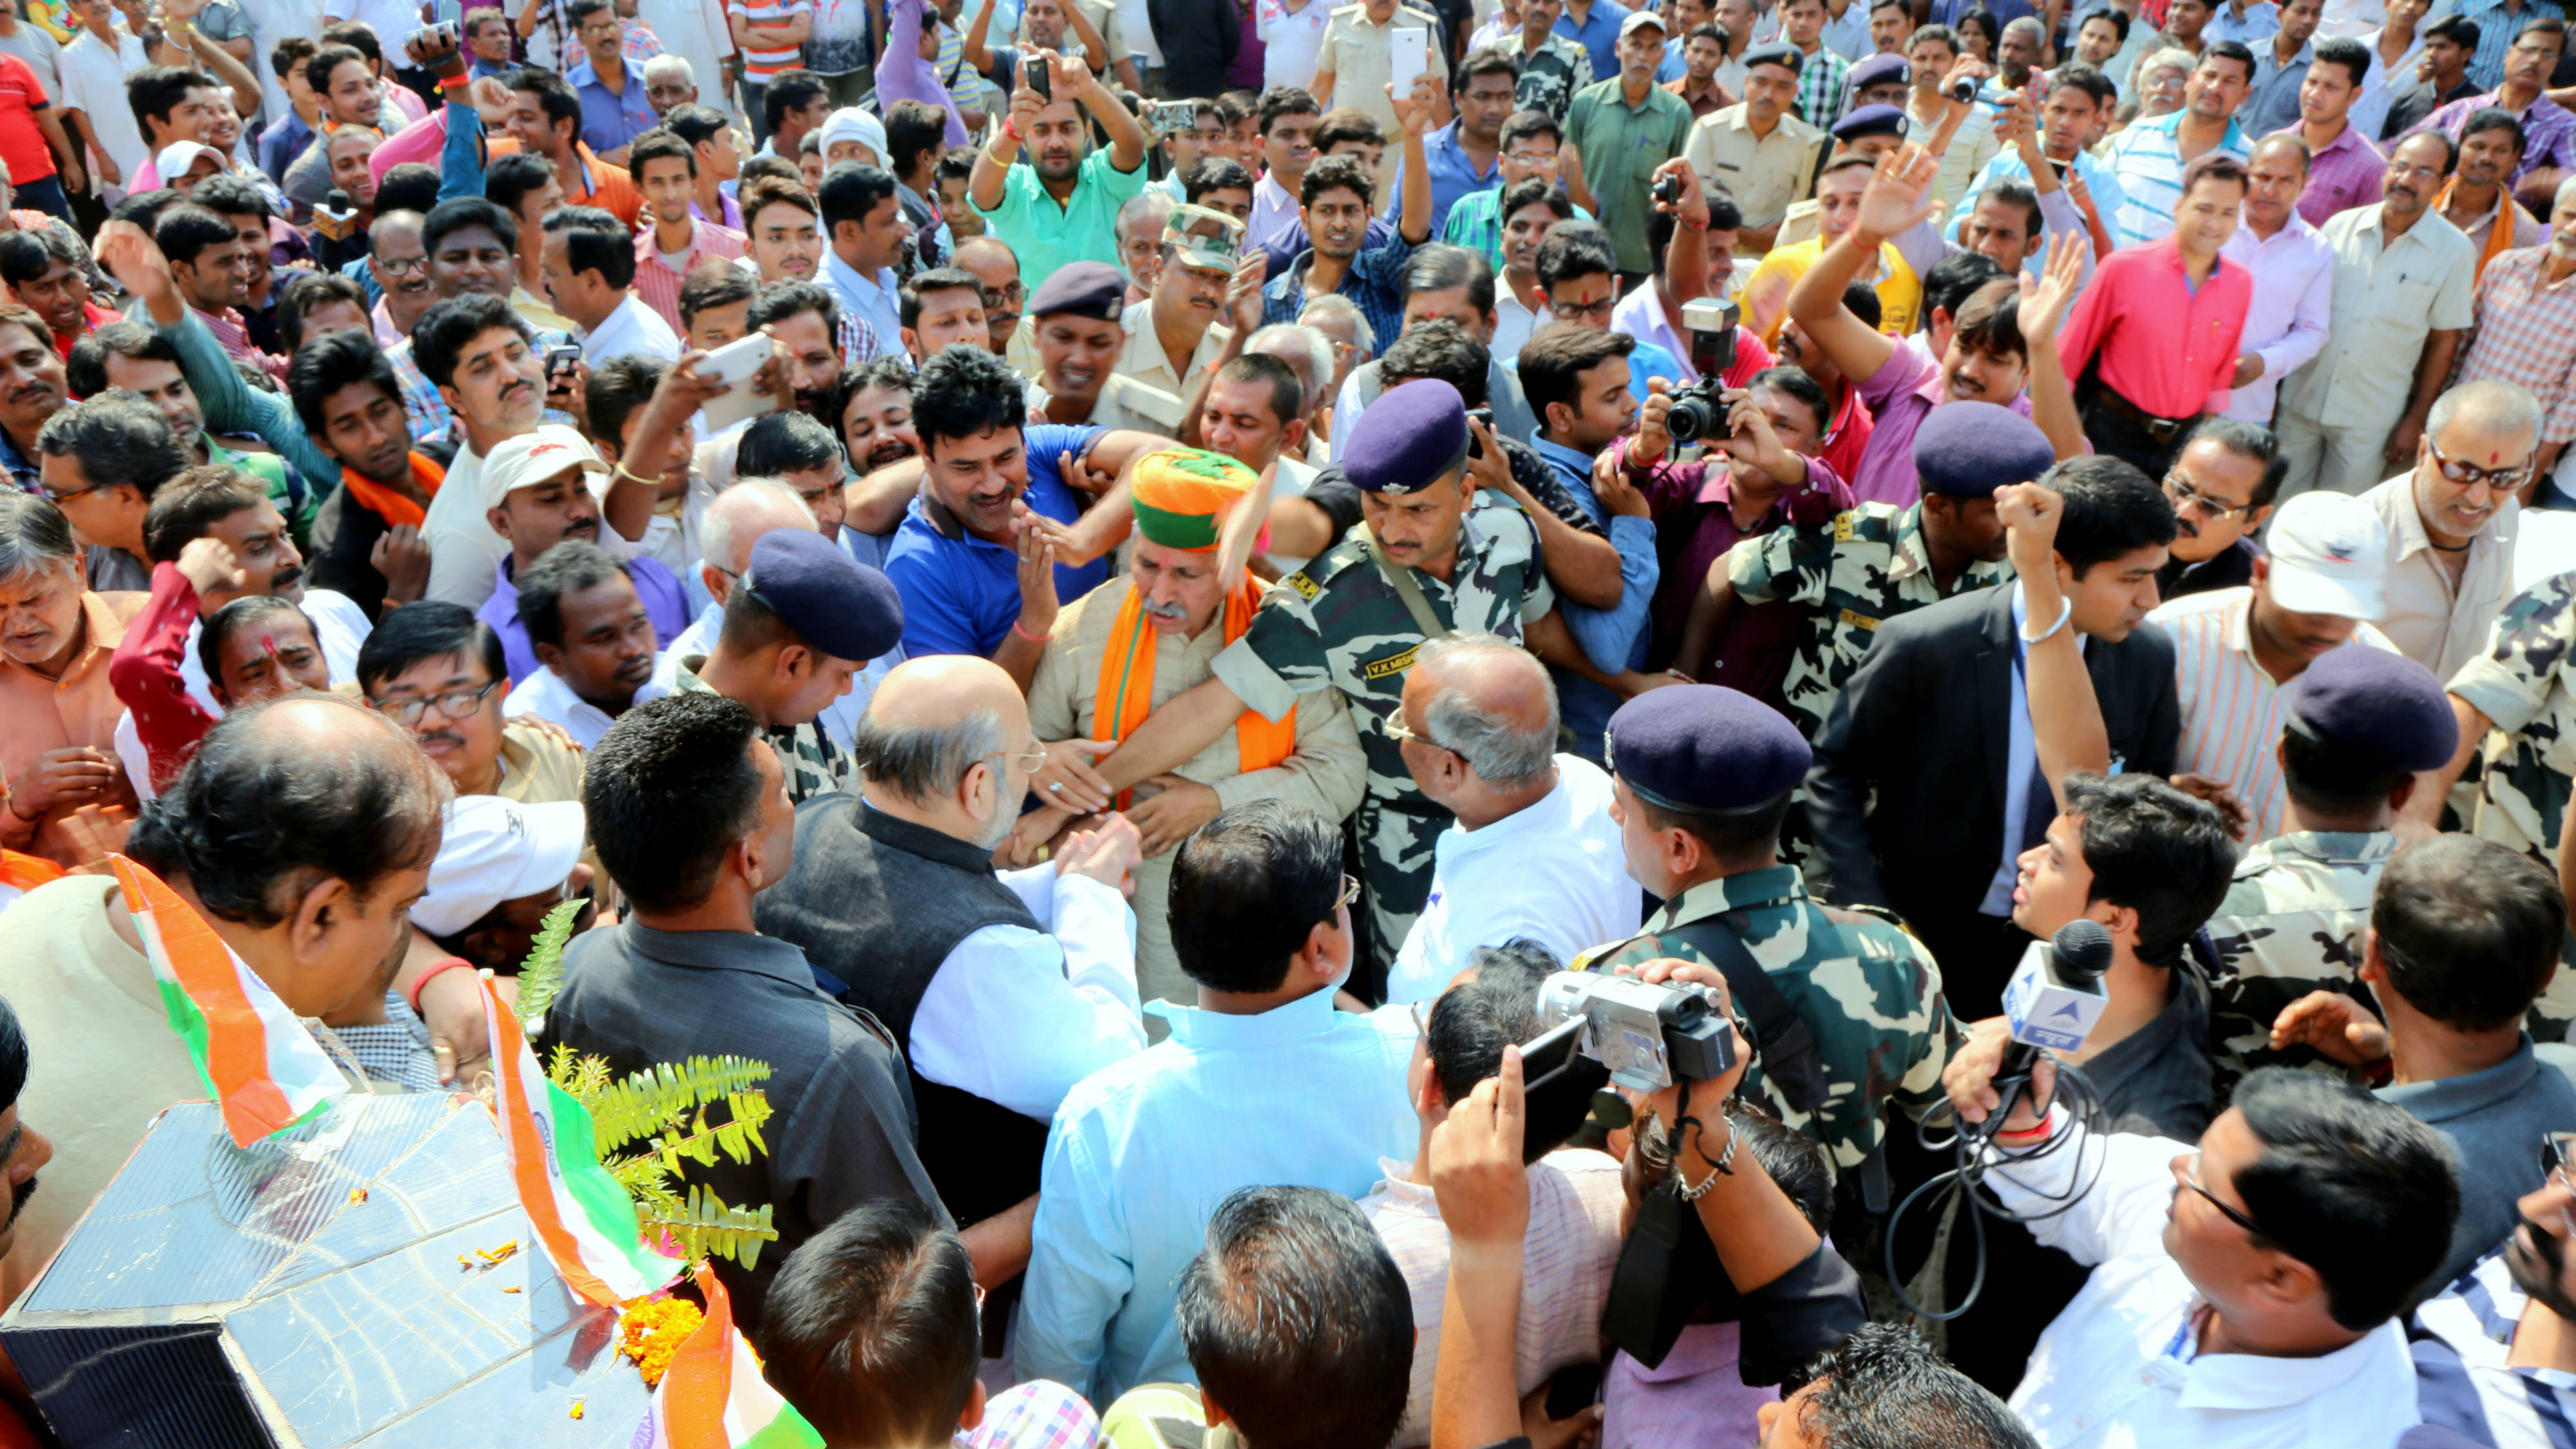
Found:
[877,345,1168,687]
[1515,321,1658,761]
[1264,76,1441,355]
[564,0,657,164]
[1015,799,1421,1403]
[1388,48,1519,236]
[1557,0,1635,82]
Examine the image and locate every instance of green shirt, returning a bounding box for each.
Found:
[969,148,1151,285]
[1561,77,1694,274]
[208,438,312,549]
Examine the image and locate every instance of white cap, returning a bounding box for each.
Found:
[2264,491,2391,620]
[1619,9,1668,37]
[479,424,609,511]
[819,107,887,166]
[156,141,226,182]
[410,795,587,938]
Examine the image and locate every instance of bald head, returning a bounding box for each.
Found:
[869,653,1028,735]
[703,478,819,582]
[854,656,1028,841]
[1405,634,1557,787]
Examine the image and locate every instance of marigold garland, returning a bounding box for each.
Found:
[616,1297,705,1387]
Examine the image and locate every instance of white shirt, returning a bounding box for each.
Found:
[1492,282,1544,365]
[2147,587,2398,844]
[1994,1108,2425,1449]
[2351,24,2423,141]
[2363,472,2519,684]
[2219,213,2335,424]
[1264,455,1324,574]
[1259,0,1334,88]
[500,661,673,750]
[1386,755,1641,1005]
[55,28,151,193]
[580,291,685,366]
[908,846,1147,1121]
[424,439,502,609]
[177,587,373,717]
[327,0,428,57]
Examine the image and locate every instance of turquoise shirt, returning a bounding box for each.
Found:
[968,147,1151,283]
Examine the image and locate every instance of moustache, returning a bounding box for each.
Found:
[863,435,919,470]
[417,729,465,750]
[1141,597,1191,621]
[269,564,303,591]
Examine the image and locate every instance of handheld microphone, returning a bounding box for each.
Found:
[1990,919,2114,1123]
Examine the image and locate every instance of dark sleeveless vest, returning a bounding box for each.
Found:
[755,798,1050,1225]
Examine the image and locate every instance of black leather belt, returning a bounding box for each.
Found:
[2087,384,2202,446]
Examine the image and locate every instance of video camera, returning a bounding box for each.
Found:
[1532,969,1738,1095]
[1662,299,1741,446]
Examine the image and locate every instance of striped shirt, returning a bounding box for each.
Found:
[2147,586,2399,845]
[2458,243,2576,446]
[632,218,748,334]
[2100,111,2253,248]
[2409,1247,2576,1449]
[730,0,815,81]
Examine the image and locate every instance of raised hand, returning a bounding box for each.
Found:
[1853,144,1938,244]
[2015,229,2086,339]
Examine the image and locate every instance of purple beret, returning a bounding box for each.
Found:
[1346,379,1470,493]
[742,528,905,663]
[1028,261,1128,322]
[1833,102,1909,142]
[1915,401,2054,498]
[1605,684,1810,811]
[1846,53,1911,92]
[2287,647,2458,772]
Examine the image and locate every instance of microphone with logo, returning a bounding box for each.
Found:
[1987,918,2115,1135]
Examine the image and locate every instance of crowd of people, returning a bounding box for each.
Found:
[3,0,2576,1440]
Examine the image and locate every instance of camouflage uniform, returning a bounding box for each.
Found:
[2447,570,2576,1036]
[1209,497,1554,986]
[2203,830,2392,1104]
[1727,499,2011,737]
[1575,866,1954,1173]
[672,655,854,804]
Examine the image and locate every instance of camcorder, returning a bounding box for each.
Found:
[1662,299,1742,446]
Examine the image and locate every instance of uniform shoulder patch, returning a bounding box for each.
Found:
[1285,569,1321,599]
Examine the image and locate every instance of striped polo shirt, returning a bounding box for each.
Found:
[2099,111,2251,249]
[729,0,815,81]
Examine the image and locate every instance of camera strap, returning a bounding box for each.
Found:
[1358,527,1452,642]
[1665,912,1834,1118]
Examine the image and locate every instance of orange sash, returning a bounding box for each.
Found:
[339,452,445,530]
[1094,580,1296,807]
[2441,177,2521,283]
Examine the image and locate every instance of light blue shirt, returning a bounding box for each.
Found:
[2202,0,2278,44]
[1982,583,2090,915]
[1014,987,1420,1402]
[1948,140,2131,246]
[1532,431,1660,763]
[1554,0,1634,90]
[2101,111,2251,248]
[823,249,907,366]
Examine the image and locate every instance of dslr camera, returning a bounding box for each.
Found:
[1532,969,1738,1094]
[1662,298,1741,446]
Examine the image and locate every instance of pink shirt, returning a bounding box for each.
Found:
[2057,234,2253,421]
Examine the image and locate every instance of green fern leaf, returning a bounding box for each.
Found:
[510,899,588,1032]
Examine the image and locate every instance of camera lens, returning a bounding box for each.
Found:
[1951,77,1978,104]
[1666,395,1713,445]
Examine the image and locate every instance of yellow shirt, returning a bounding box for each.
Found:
[1740,235,1920,346]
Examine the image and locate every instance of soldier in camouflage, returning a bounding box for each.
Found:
[1049,379,1604,999]
[1574,681,1953,1180]
[1718,442,2014,737]
[667,527,905,806]
[2204,646,2459,1103]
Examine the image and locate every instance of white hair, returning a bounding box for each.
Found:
[702,477,818,576]
[1245,323,1336,411]
[1297,293,1376,358]
[1414,634,1558,787]
[643,53,694,84]
[1117,188,1175,238]
[2426,379,2543,448]
[2141,45,2198,79]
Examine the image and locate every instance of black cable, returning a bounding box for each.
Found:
[1880,1058,2112,1322]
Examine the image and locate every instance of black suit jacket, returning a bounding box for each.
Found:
[1803,583,2181,938]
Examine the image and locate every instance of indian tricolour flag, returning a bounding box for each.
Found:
[480,977,683,1311]
[109,854,346,1149]
[0,851,61,916]
[636,1267,822,1449]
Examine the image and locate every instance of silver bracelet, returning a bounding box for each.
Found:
[1676,1122,1736,1202]
[2020,594,2074,645]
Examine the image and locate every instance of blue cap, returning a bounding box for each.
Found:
[1345,379,1470,494]
[1834,103,1909,142]
[1605,685,1810,813]
[1743,42,1803,74]
[2286,647,2458,772]
[741,528,905,663]
[1915,402,2054,498]
[1846,53,1911,93]
[1028,261,1128,322]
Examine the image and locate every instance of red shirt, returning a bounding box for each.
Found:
[0,52,53,186]
[2056,234,2253,422]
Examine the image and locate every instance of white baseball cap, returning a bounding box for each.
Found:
[819,107,887,166]
[479,424,610,512]
[156,141,226,183]
[2264,491,2391,620]
[410,795,588,938]
[1620,9,1669,37]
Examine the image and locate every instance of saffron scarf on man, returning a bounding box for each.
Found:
[339,452,446,530]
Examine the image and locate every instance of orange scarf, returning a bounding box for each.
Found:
[339,453,445,530]
[1094,580,1296,807]
[2440,176,2521,283]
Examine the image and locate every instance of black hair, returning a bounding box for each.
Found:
[287,328,403,440]
[1213,351,1303,427]
[583,354,667,448]
[356,600,507,693]
[585,690,768,913]
[270,35,316,80]
[193,173,271,223]
[627,127,697,180]
[109,189,186,238]
[1168,799,1344,994]
[1299,152,1374,209]
[2372,834,2564,1032]
[1454,44,1520,93]
[483,152,560,218]
[155,204,240,270]
[128,65,219,138]
[0,231,49,290]
[763,70,830,132]
[2459,104,2528,154]
[1745,364,1833,439]
[64,321,177,402]
[424,194,522,258]
[900,267,983,330]
[33,393,186,504]
[1638,789,1795,865]
[2041,453,2178,577]
[1534,220,1618,291]
[934,145,980,185]
[2078,6,2128,42]
[755,1198,979,1447]
[375,164,441,217]
[126,695,442,929]
[1922,247,2005,325]
[1402,242,1496,314]
[663,102,731,152]
[737,408,844,477]
[2057,772,2237,970]
[2424,13,2482,50]
[567,0,612,21]
[1500,175,1573,232]
[2521,15,2570,50]
[303,43,366,98]
[910,343,1027,455]
[1377,317,1491,409]
[320,19,383,65]
[507,67,584,142]
[2182,415,2286,507]
[198,594,310,690]
[1978,176,2045,238]
[279,271,368,357]
[542,205,637,291]
[1182,157,1258,209]
[515,539,628,652]
[1953,6,2000,52]
[2311,35,2371,87]
[2394,124,2460,173]
[1647,192,1736,267]
[2280,726,2412,817]
[413,292,533,392]
[1425,939,1610,1159]
[140,464,266,565]
[1729,1098,1835,1232]
[2202,37,2257,77]
[1791,1324,2038,1444]
[818,163,901,235]
[1499,109,1563,151]
[679,261,758,331]
[2230,1067,2460,1331]
[884,99,948,178]
[1173,1186,1413,1449]
[748,277,840,336]
[1519,321,1636,424]
[1256,84,1321,134]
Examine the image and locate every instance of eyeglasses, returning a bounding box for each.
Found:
[34,480,104,504]
[2181,1151,2270,1240]
[366,679,500,724]
[2429,440,2533,491]
[375,252,429,275]
[1383,713,1455,754]
[2162,470,2257,522]
[977,744,1052,776]
[1551,296,1617,323]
